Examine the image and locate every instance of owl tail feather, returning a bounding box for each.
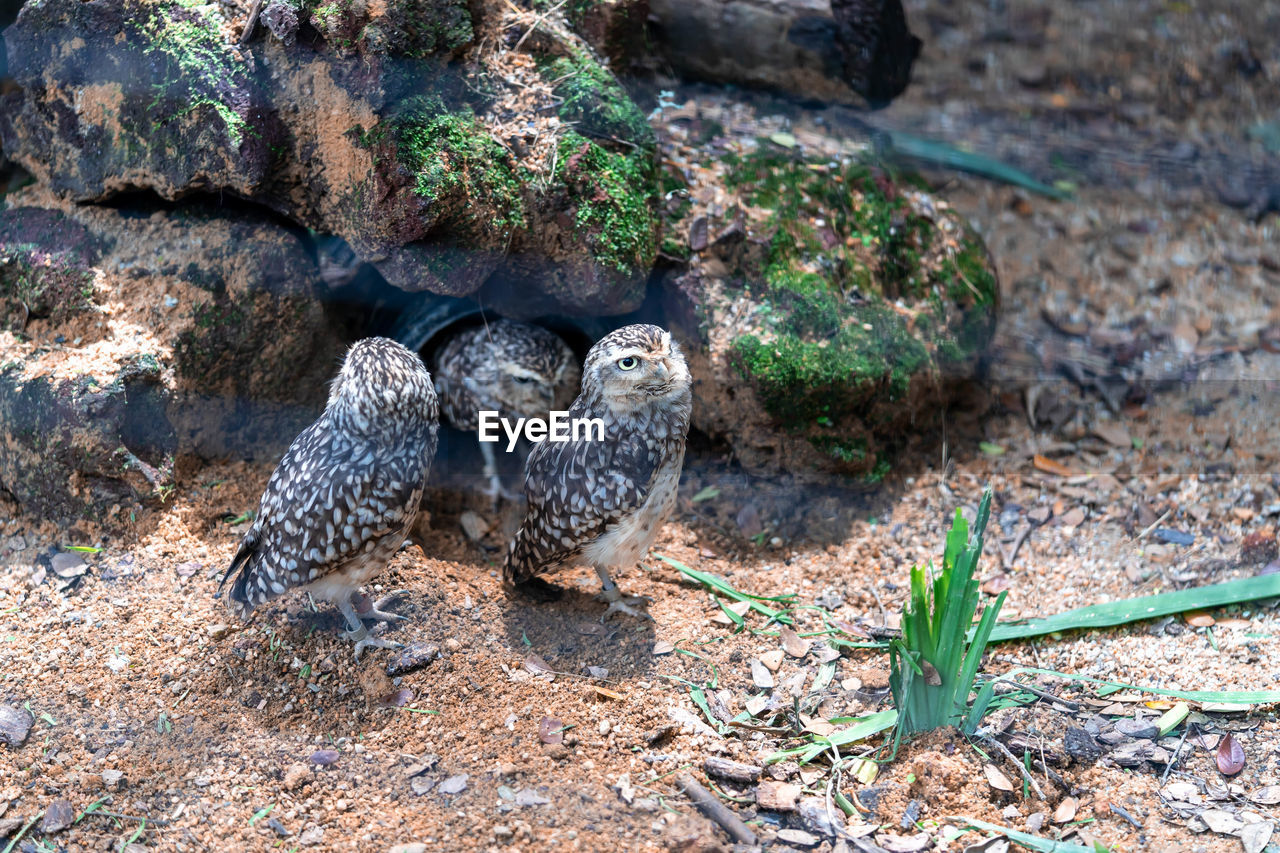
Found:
[218,530,260,620]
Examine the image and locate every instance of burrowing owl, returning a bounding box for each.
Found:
[219,337,439,657]
[504,324,692,619]
[431,318,580,502]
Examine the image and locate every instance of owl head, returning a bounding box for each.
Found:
[457,320,581,419]
[328,337,439,437]
[582,324,692,411]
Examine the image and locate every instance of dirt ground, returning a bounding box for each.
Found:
[4,0,1280,851]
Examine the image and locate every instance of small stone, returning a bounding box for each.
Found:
[385,643,439,677]
[1242,530,1278,565]
[298,825,324,845]
[1113,718,1159,739]
[443,638,461,653]
[208,623,232,639]
[632,797,659,813]
[309,749,339,766]
[0,705,32,747]
[755,780,801,811]
[498,763,518,776]
[459,511,489,542]
[102,769,124,790]
[759,650,784,672]
[50,552,86,578]
[283,764,309,791]
[776,828,818,847]
[493,826,514,839]
[438,774,468,795]
[40,800,74,833]
[6,535,26,551]
[1063,726,1102,763]
[599,720,611,736]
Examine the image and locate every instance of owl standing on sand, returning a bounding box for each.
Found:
[431,318,579,502]
[504,324,692,618]
[219,337,439,657]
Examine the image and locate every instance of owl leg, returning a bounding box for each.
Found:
[337,594,402,660]
[594,566,653,621]
[478,442,523,507]
[352,590,408,623]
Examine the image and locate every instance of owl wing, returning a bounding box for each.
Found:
[220,421,426,613]
[505,428,659,582]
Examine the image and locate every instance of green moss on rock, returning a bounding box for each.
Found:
[387,98,527,238]
[144,0,251,146]
[556,131,657,275]
[541,50,653,146]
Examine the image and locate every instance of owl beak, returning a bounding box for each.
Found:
[651,358,671,381]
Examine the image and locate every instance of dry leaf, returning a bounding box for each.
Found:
[1241,822,1274,853]
[524,655,553,674]
[779,626,811,658]
[755,780,801,811]
[801,717,835,736]
[981,574,1012,595]
[984,763,1015,792]
[750,659,775,689]
[593,686,624,701]
[1033,454,1078,477]
[1053,796,1078,823]
[577,622,605,636]
[921,661,942,686]
[1092,422,1132,448]
[1217,732,1246,775]
[538,716,564,744]
[1184,611,1216,627]
[1249,785,1280,805]
[652,641,675,655]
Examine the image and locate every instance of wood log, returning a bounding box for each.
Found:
[647,0,920,107]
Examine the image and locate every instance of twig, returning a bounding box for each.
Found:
[1160,726,1191,786]
[1132,510,1171,544]
[88,810,172,827]
[866,585,888,624]
[239,0,265,47]
[999,525,1031,569]
[991,677,1081,711]
[979,732,1046,801]
[1108,801,1144,829]
[675,772,758,846]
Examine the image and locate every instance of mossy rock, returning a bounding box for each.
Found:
[0,0,660,314]
[0,196,343,522]
[665,148,997,481]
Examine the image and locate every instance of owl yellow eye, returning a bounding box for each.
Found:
[618,356,639,371]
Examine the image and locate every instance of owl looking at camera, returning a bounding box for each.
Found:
[503,324,692,619]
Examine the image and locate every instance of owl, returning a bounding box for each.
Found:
[503,324,692,619]
[219,337,440,657]
[431,318,580,502]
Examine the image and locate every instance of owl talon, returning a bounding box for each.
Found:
[596,585,653,621]
[345,625,404,660]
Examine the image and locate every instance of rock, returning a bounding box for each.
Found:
[798,795,846,837]
[665,153,997,482]
[755,780,801,811]
[388,844,428,853]
[438,773,468,794]
[777,828,819,847]
[0,196,341,522]
[1063,726,1103,764]
[1242,530,1278,565]
[0,0,658,313]
[309,749,340,766]
[386,643,440,677]
[458,511,489,542]
[0,705,31,747]
[40,799,74,833]
[283,764,310,791]
[101,769,124,790]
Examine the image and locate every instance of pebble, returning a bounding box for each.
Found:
[310,749,340,766]
[776,829,818,847]
[102,769,124,790]
[493,826,514,839]
[498,763,518,776]
[459,511,489,542]
[385,643,440,677]
[599,720,611,736]
[444,638,461,652]
[40,800,74,833]
[0,705,32,747]
[284,764,309,791]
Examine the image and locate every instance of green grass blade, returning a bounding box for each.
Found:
[963,678,999,734]
[654,554,796,624]
[794,709,898,763]
[956,590,1008,706]
[987,574,1280,643]
[1003,667,1280,704]
[949,816,1096,852]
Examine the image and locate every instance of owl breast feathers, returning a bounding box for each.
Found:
[220,337,439,618]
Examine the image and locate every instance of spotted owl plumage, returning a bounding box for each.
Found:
[503,324,692,616]
[219,337,439,651]
[431,318,580,431]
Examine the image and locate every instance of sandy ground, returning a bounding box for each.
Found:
[4,0,1280,850]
